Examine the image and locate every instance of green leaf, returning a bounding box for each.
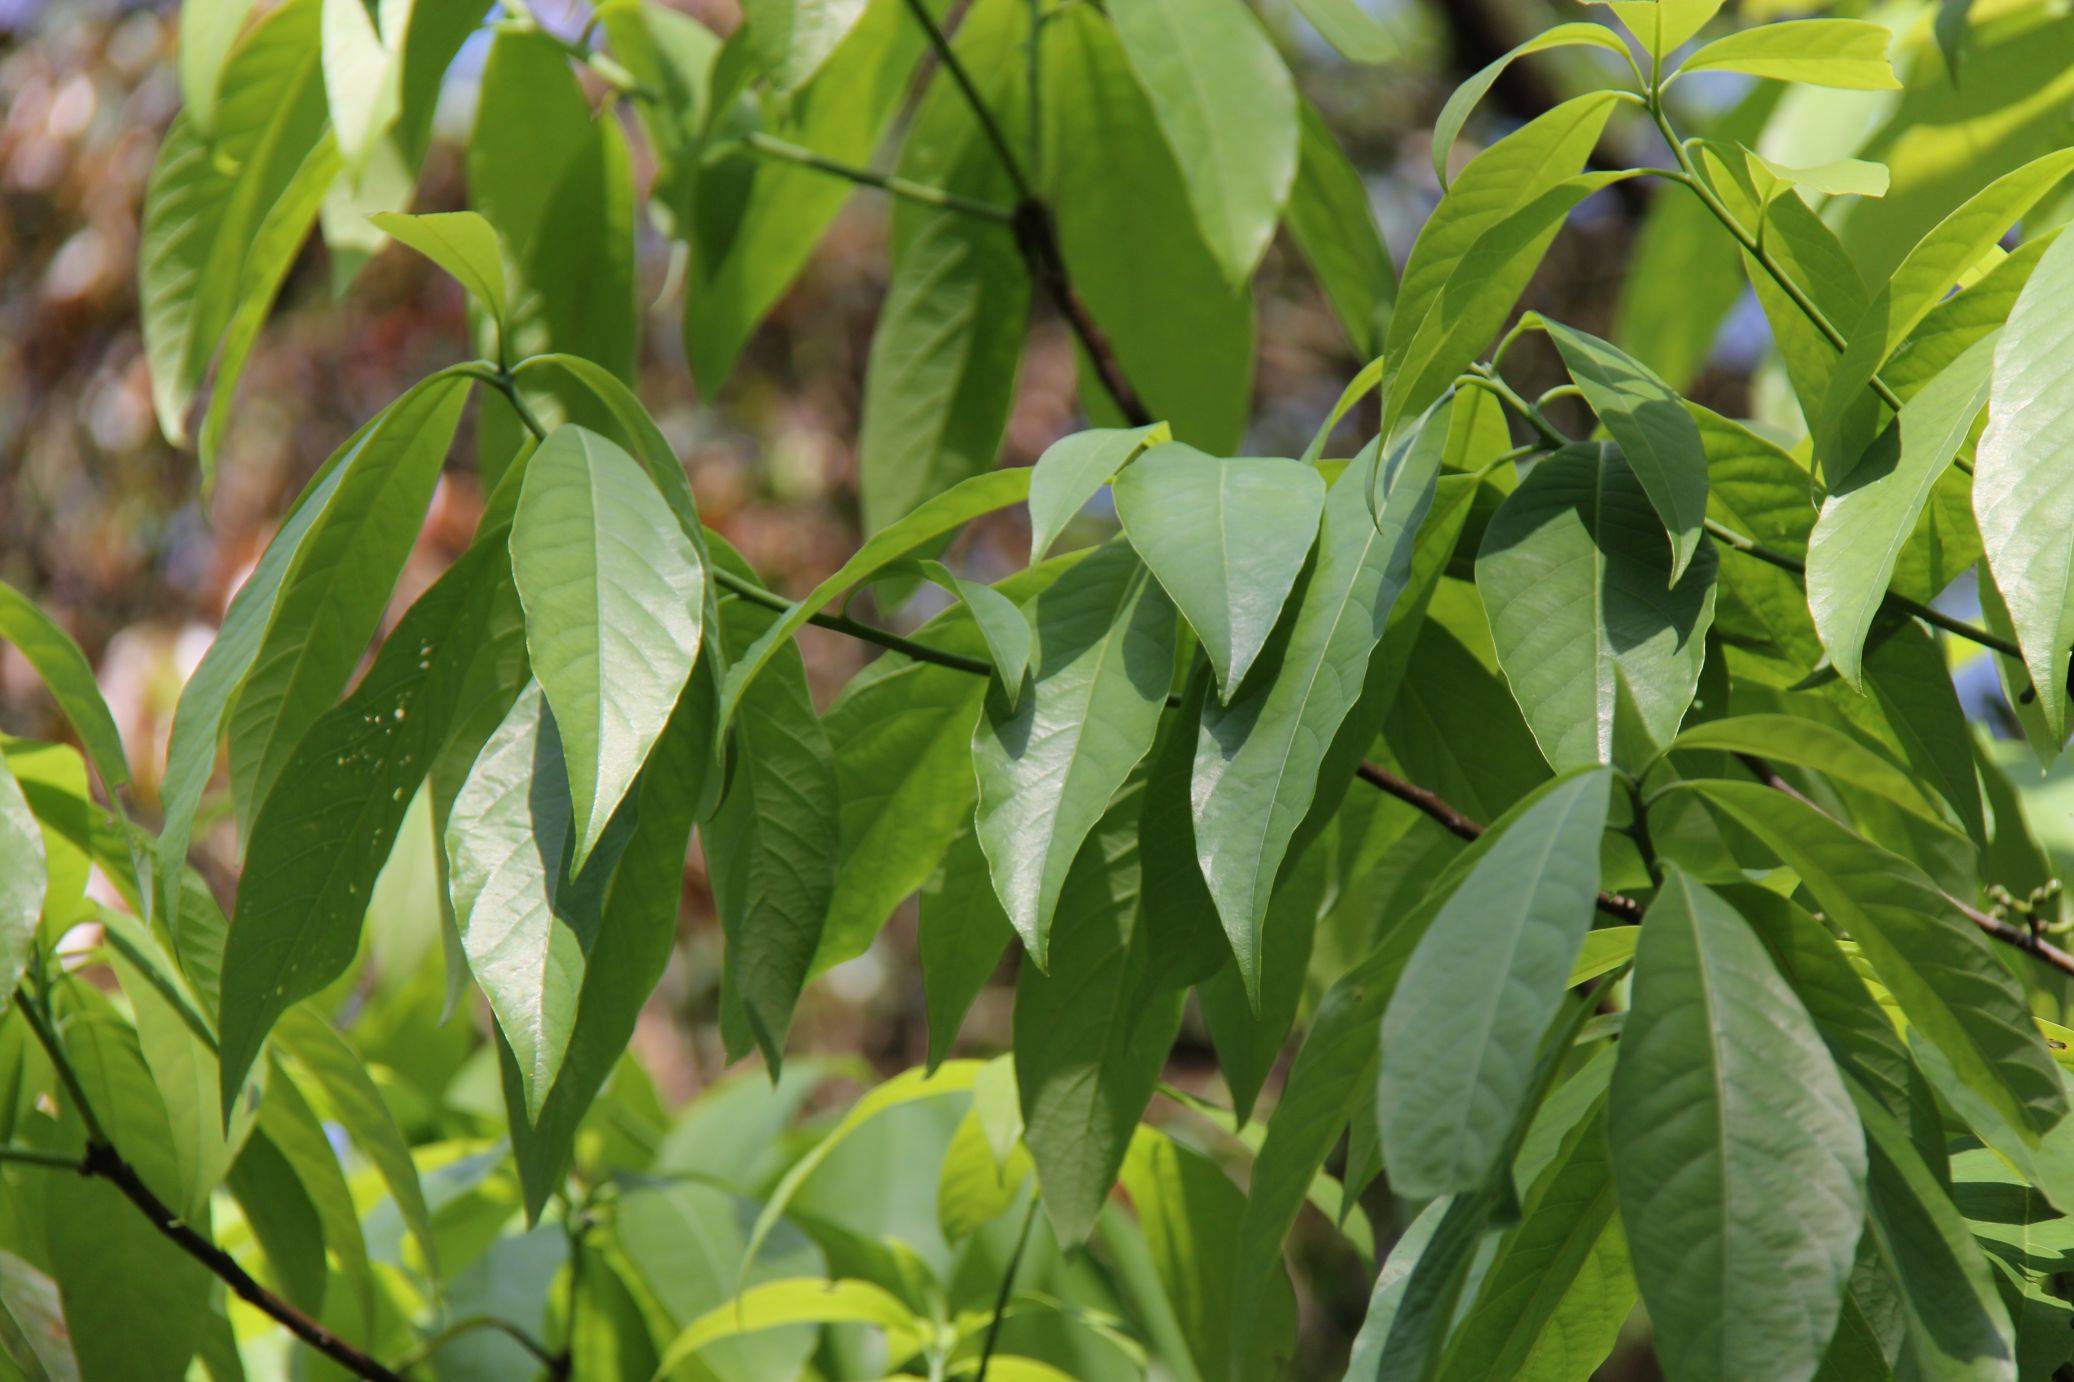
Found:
[1477,442,1719,773]
[178,0,259,130]
[1749,153,1891,202]
[1198,827,1328,1123]
[1973,228,2074,745]
[219,534,518,1112]
[1289,0,1394,62]
[510,425,705,872]
[319,0,402,172]
[1597,0,1723,57]
[1431,23,1633,190]
[743,0,872,92]
[0,756,43,1004]
[706,598,837,1071]
[1544,320,1712,582]
[721,467,1031,727]
[447,684,631,1119]
[1113,445,1326,700]
[1808,333,1998,686]
[1676,19,1901,89]
[369,209,508,328]
[920,827,1014,1071]
[141,0,327,446]
[1194,418,1445,1000]
[1609,869,1867,1382]
[1862,622,1988,843]
[657,1278,925,1374]
[1041,4,1253,451]
[1679,780,2067,1144]
[225,1130,329,1312]
[1671,713,1949,825]
[1107,0,1297,285]
[1854,1087,2020,1381]
[973,542,1174,965]
[915,561,1031,704]
[1378,767,1612,1197]
[0,582,131,794]
[1118,1126,1297,1381]
[1287,103,1397,359]
[1014,784,1188,1244]
[225,374,470,833]
[1026,424,1169,563]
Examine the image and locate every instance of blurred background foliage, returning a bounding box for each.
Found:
[3,0,2073,1369]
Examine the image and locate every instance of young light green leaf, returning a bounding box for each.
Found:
[1431,23,1633,190]
[1378,767,1613,1197]
[657,1278,925,1374]
[1477,442,1718,773]
[1287,104,1397,360]
[0,755,45,1007]
[1609,869,1866,1382]
[1675,19,1901,89]
[178,0,259,130]
[1113,445,1326,700]
[320,0,402,171]
[1807,332,1997,686]
[743,0,872,92]
[973,542,1173,965]
[1027,423,1169,562]
[1597,0,1723,57]
[1973,228,2074,745]
[1194,417,1445,1000]
[722,468,1031,726]
[1290,0,1395,62]
[1750,153,1891,202]
[510,425,704,873]
[1680,780,2067,1144]
[1544,321,1712,582]
[1107,0,1298,285]
[369,209,507,328]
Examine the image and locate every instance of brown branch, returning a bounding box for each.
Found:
[1009,199,1155,428]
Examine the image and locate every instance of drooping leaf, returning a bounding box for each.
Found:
[1286,103,1397,358]
[912,561,1031,705]
[1113,444,1326,700]
[1378,767,1612,1197]
[1194,416,1445,1001]
[178,0,260,130]
[509,424,704,872]
[919,827,1014,1072]
[369,209,508,328]
[1431,24,1633,190]
[1609,869,1867,1382]
[973,541,1174,965]
[1026,424,1169,563]
[1676,19,1902,89]
[1544,321,1711,582]
[1106,0,1297,285]
[0,583,131,795]
[1478,442,1719,773]
[1973,228,2074,745]
[1808,333,1998,686]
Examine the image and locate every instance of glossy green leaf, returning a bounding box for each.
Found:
[225,374,470,832]
[220,535,518,1111]
[1750,153,1891,202]
[141,0,327,446]
[722,468,1031,726]
[1478,442,1719,772]
[1108,0,1297,285]
[706,599,837,1071]
[0,756,42,1004]
[916,561,1031,704]
[857,0,1028,531]
[1113,444,1326,700]
[1609,869,1866,1382]
[1545,320,1711,582]
[369,209,507,328]
[1195,418,1445,1000]
[1680,780,2066,1144]
[1014,786,1187,1244]
[1042,5,1253,450]
[1671,713,1948,824]
[1287,103,1396,358]
[1676,19,1901,89]
[510,424,704,872]
[1026,424,1169,562]
[1379,767,1612,1197]
[919,827,1014,1072]
[1809,333,1998,686]
[973,541,1173,965]
[1973,228,2074,745]
[1431,23,1633,190]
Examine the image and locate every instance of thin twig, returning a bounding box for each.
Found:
[899,0,1034,202]
[738,131,1014,224]
[976,1195,1040,1382]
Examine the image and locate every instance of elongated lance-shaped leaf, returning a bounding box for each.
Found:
[1478,442,1718,773]
[447,683,635,1120]
[218,535,518,1115]
[1194,408,1446,1003]
[1107,0,1298,286]
[1288,106,1396,360]
[0,583,129,794]
[1431,24,1634,190]
[509,425,704,874]
[1810,332,1998,687]
[1609,869,1866,1382]
[0,753,45,1006]
[899,559,1032,708]
[1027,423,1170,562]
[973,542,1174,966]
[721,467,1032,728]
[1675,18,1900,88]
[369,209,507,328]
[1113,445,1326,701]
[1678,780,2067,1144]
[1378,767,1613,1197]
[1544,321,1711,583]
[1974,228,2074,746]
